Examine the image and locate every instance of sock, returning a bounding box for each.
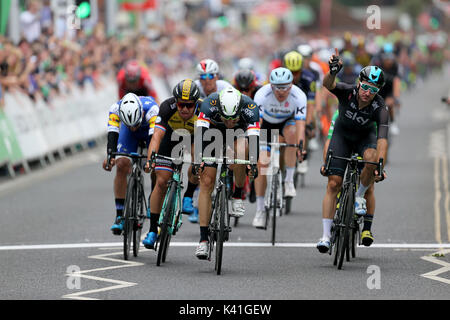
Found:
[363,214,373,232]
[115,199,125,218]
[256,196,265,212]
[233,187,243,199]
[200,226,209,242]
[184,182,198,199]
[149,213,159,233]
[356,183,369,198]
[323,219,333,239]
[285,167,295,183]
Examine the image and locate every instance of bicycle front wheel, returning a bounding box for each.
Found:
[157,182,177,266]
[215,187,227,275]
[123,178,136,261]
[133,182,145,257]
[271,173,279,246]
[338,188,354,270]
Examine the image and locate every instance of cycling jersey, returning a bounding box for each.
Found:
[330,82,389,140]
[107,96,159,154]
[294,69,318,103]
[117,67,158,100]
[254,84,307,124]
[194,79,232,99]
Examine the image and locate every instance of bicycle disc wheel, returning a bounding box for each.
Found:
[123,178,135,261]
[215,187,226,275]
[157,183,176,266]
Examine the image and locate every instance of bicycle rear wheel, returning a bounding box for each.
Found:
[157,182,176,266]
[271,173,278,246]
[123,178,135,261]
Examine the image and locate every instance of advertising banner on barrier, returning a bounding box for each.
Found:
[0,109,23,165]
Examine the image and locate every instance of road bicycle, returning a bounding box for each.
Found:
[108,150,148,261]
[150,149,189,267]
[324,150,383,270]
[261,142,302,246]
[200,155,254,275]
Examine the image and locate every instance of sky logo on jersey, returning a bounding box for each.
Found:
[345,110,370,125]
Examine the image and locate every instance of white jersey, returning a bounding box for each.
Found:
[195,79,232,98]
[254,84,307,124]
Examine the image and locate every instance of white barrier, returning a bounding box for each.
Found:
[2,78,118,163]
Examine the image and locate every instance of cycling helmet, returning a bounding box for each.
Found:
[196,59,219,75]
[283,51,303,72]
[238,57,255,70]
[359,66,385,88]
[219,87,242,118]
[124,60,141,82]
[119,93,143,128]
[270,67,294,85]
[234,69,256,91]
[342,51,356,65]
[173,79,201,102]
[297,44,313,58]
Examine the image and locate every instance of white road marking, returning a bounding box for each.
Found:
[2,242,450,251]
[62,251,144,300]
[421,249,450,286]
[434,157,442,244]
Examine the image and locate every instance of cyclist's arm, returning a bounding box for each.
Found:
[148,127,165,159]
[323,71,337,91]
[107,103,121,155]
[374,103,390,164]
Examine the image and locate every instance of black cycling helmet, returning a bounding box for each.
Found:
[359,66,385,88]
[173,79,201,102]
[234,69,256,91]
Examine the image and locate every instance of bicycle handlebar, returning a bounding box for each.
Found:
[324,150,384,180]
[201,157,252,165]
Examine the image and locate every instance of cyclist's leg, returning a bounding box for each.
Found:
[282,121,297,185]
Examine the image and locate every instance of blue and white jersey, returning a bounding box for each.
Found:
[254,84,307,125]
[107,96,160,136]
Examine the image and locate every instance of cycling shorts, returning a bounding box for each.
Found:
[260,117,296,152]
[117,123,151,155]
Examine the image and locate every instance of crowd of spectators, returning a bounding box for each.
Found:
[0,0,448,109]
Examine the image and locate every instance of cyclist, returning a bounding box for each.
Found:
[233,69,262,100]
[117,60,159,102]
[195,59,232,98]
[237,57,266,85]
[251,67,307,229]
[337,51,360,85]
[141,79,202,249]
[316,50,389,253]
[371,43,401,136]
[194,87,260,259]
[103,93,159,235]
[283,51,319,174]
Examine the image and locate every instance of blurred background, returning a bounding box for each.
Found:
[0,0,448,177]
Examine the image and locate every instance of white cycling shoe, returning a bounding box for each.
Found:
[284,181,296,198]
[297,160,309,174]
[195,241,209,260]
[230,199,245,218]
[355,197,367,216]
[252,210,266,229]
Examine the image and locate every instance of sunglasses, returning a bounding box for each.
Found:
[360,83,380,94]
[272,84,292,92]
[177,102,196,110]
[221,115,240,121]
[199,73,215,80]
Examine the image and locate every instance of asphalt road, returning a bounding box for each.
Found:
[0,71,449,301]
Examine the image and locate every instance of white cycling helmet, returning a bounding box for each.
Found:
[119,93,143,128]
[219,87,242,118]
[270,67,293,85]
[238,57,255,71]
[297,44,313,58]
[197,59,220,75]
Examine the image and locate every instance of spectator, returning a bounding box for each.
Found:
[20,0,42,43]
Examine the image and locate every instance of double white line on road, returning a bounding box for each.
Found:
[431,125,450,243]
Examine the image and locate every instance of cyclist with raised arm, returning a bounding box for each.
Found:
[194,87,260,259]
[317,50,389,253]
[117,60,159,103]
[195,59,232,98]
[251,68,307,229]
[103,93,159,235]
[142,79,202,249]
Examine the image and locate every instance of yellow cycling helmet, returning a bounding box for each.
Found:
[284,51,303,72]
